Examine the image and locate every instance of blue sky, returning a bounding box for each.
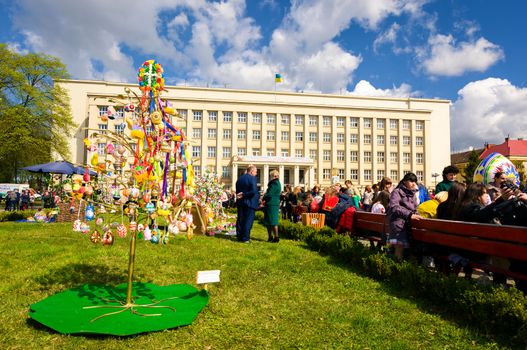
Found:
[1,0,526,151]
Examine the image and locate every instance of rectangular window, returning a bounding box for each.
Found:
[403,136,411,145]
[377,119,385,129]
[222,166,231,179]
[416,170,424,182]
[416,136,423,146]
[364,134,372,144]
[222,147,231,158]
[309,132,317,142]
[207,128,217,139]
[207,146,216,158]
[390,152,398,163]
[364,118,372,128]
[192,146,201,158]
[416,120,424,131]
[364,151,372,163]
[267,113,276,124]
[323,169,331,180]
[350,151,358,162]
[336,117,345,127]
[97,143,106,156]
[281,114,290,125]
[364,169,372,181]
[178,109,188,119]
[350,134,358,144]
[295,115,304,125]
[192,128,202,139]
[323,150,331,161]
[115,107,124,118]
[323,116,331,126]
[350,169,358,180]
[193,110,202,121]
[403,152,411,164]
[416,153,423,164]
[252,130,261,140]
[295,149,303,157]
[403,120,410,129]
[377,151,385,163]
[252,148,260,156]
[295,132,304,141]
[377,170,385,182]
[281,149,289,157]
[252,113,261,124]
[309,149,317,160]
[238,147,246,156]
[390,119,398,129]
[267,131,276,141]
[223,111,232,122]
[267,149,275,156]
[391,170,398,180]
[350,117,359,128]
[238,112,247,123]
[323,133,331,142]
[390,135,398,145]
[281,131,289,141]
[377,135,385,145]
[208,111,218,121]
[223,129,231,140]
[337,133,345,144]
[237,129,246,140]
[309,115,318,126]
[114,124,125,135]
[98,124,108,135]
[337,150,345,162]
[98,106,108,116]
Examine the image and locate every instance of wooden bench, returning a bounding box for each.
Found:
[351,212,527,283]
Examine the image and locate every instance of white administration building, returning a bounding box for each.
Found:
[59,79,451,191]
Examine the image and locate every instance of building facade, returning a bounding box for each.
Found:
[59,79,451,190]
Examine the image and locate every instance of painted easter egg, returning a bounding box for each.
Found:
[473,152,520,185]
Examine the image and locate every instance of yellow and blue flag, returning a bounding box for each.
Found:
[275,73,282,83]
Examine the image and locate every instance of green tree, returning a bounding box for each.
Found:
[0,44,76,182]
[463,150,481,185]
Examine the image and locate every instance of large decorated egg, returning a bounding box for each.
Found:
[102,231,114,246]
[117,224,127,238]
[90,230,101,243]
[473,152,520,185]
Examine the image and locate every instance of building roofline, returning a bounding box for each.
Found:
[56,78,451,104]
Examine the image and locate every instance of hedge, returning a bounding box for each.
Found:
[267,215,527,347]
[0,210,37,222]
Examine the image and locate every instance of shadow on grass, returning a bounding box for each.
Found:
[34,263,130,290]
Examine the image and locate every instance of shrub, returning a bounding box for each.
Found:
[270,217,527,347]
[0,210,37,222]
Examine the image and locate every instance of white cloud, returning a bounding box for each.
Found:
[420,34,504,77]
[451,78,527,150]
[373,23,400,53]
[349,80,417,97]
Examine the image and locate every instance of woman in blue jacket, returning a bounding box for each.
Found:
[263,170,282,242]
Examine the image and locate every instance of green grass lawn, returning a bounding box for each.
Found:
[0,221,507,349]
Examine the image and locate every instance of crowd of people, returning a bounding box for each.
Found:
[233,163,527,290]
[2,189,60,211]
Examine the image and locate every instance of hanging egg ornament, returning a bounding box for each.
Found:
[130,187,140,199]
[91,153,99,167]
[129,221,137,232]
[162,233,169,245]
[117,224,127,238]
[106,143,115,155]
[143,226,152,240]
[151,233,159,244]
[95,217,104,226]
[102,231,114,246]
[145,202,155,214]
[81,222,90,234]
[168,223,179,235]
[85,203,95,221]
[137,223,145,232]
[90,230,101,243]
[83,168,90,182]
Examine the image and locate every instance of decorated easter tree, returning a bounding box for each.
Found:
[29,61,209,336]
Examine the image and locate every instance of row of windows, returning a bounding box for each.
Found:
[320,169,424,182]
[175,109,425,130]
[189,127,424,146]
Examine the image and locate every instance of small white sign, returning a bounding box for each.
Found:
[196,270,221,285]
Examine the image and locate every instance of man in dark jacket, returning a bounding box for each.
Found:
[235,165,260,243]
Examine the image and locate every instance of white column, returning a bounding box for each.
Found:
[232,164,238,189]
[293,165,299,187]
[279,165,284,186]
[263,164,269,192]
[309,166,315,189]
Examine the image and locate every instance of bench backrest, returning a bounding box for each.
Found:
[411,218,527,261]
[354,212,386,236]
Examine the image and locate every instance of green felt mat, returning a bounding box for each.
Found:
[29,282,209,336]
